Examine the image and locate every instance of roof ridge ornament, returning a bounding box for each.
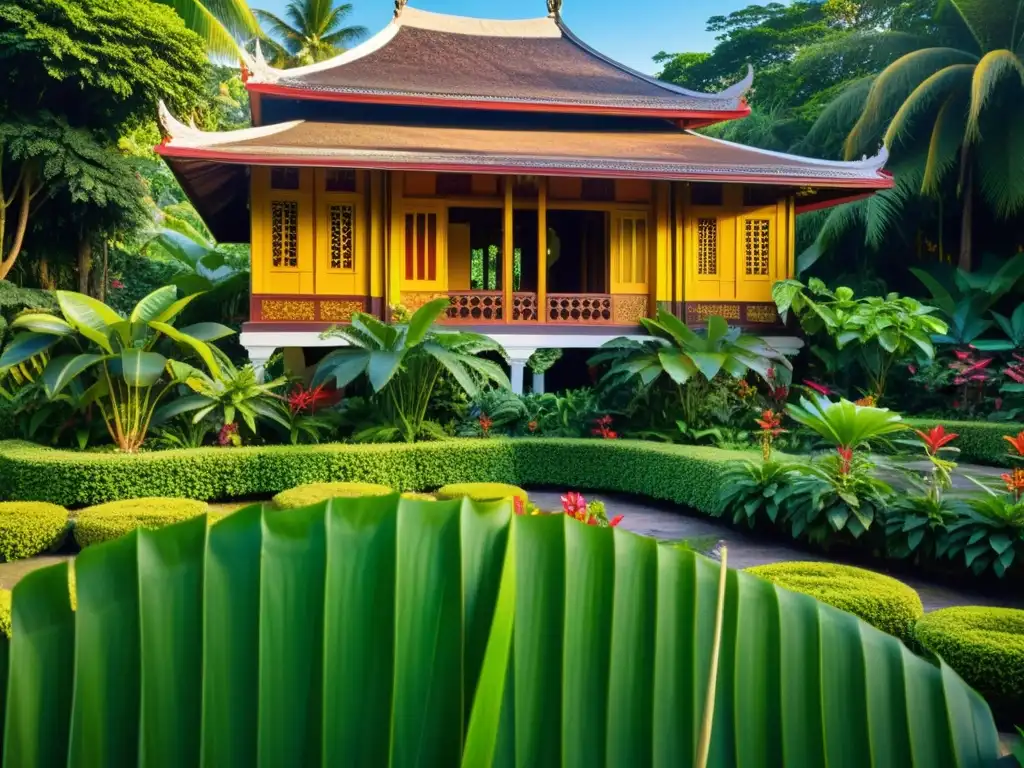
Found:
[394,0,408,18]
[547,0,562,17]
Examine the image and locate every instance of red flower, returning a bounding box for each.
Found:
[755,409,783,434]
[218,422,239,446]
[586,514,599,526]
[1001,468,1024,497]
[591,415,618,439]
[528,420,538,433]
[609,514,624,527]
[953,349,971,362]
[915,425,958,456]
[110,278,125,290]
[836,446,853,475]
[479,414,493,437]
[907,364,917,375]
[513,496,524,516]
[1004,431,1024,457]
[561,491,587,516]
[770,385,789,403]
[803,380,832,396]
[287,383,336,415]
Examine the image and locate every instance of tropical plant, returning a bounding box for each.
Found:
[911,254,1024,348]
[313,299,509,443]
[151,418,215,449]
[884,474,963,561]
[275,382,341,445]
[774,278,947,398]
[715,459,806,528]
[254,0,367,67]
[0,287,235,451]
[785,447,894,540]
[153,353,289,439]
[787,394,908,450]
[160,0,260,58]
[520,388,604,438]
[842,0,1024,270]
[0,497,1002,766]
[944,476,1024,576]
[590,312,795,428]
[459,388,527,437]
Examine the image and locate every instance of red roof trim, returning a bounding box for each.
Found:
[794,191,877,214]
[156,144,895,190]
[246,82,750,124]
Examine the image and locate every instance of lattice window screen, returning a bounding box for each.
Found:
[329,204,355,271]
[271,200,299,268]
[697,218,717,275]
[744,219,771,276]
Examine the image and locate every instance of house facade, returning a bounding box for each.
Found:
[157,1,891,392]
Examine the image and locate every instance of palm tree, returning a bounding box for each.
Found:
[158,0,260,58]
[839,0,1024,270]
[254,0,368,68]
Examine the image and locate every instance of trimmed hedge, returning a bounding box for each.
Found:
[0,400,15,442]
[745,561,924,644]
[0,502,68,561]
[74,497,209,547]
[0,589,9,639]
[273,481,393,509]
[0,439,738,512]
[904,418,1024,467]
[435,483,528,504]
[915,606,1024,713]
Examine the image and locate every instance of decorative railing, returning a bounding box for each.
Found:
[446,291,503,322]
[546,293,614,324]
[512,292,538,322]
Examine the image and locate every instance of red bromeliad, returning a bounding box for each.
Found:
[915,425,958,456]
[479,413,493,437]
[755,409,785,460]
[1001,468,1024,501]
[287,383,336,415]
[1004,431,1024,457]
[803,380,832,396]
[591,415,618,439]
[513,496,524,516]
[561,491,587,517]
[836,446,853,475]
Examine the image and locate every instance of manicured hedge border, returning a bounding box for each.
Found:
[904,418,1024,468]
[0,438,745,510]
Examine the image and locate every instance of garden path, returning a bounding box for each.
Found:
[529,486,1023,615]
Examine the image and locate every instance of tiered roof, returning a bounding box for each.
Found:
[241,6,753,123]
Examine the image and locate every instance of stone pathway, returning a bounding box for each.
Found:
[530,490,1023,614]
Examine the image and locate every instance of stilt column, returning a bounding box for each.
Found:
[506,347,536,395]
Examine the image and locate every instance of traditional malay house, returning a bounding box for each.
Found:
[157,0,891,392]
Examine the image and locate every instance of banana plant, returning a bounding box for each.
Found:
[0,496,1001,766]
[0,287,235,452]
[314,299,509,443]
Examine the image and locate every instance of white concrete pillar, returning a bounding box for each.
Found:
[505,347,536,395]
[245,345,277,382]
[532,371,545,394]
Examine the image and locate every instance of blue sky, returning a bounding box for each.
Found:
[252,0,737,74]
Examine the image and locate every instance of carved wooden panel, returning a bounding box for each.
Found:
[744,218,771,276]
[612,294,649,324]
[329,204,355,271]
[697,218,718,276]
[271,200,299,268]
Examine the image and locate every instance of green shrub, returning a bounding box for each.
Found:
[0,502,68,561]
[0,399,15,441]
[401,492,437,501]
[273,482,393,509]
[904,419,1024,467]
[745,561,924,644]
[915,606,1024,712]
[0,589,9,639]
[74,497,209,547]
[435,483,528,504]
[0,439,736,513]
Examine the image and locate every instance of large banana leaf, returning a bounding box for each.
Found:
[1,497,1000,767]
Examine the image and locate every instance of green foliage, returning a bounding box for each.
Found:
[0,588,9,639]
[315,300,509,443]
[254,0,367,67]
[915,606,1024,715]
[272,481,393,509]
[162,0,259,58]
[883,488,962,561]
[0,498,1002,765]
[0,501,68,562]
[435,483,528,504]
[944,486,1024,576]
[73,497,208,547]
[774,278,946,398]
[746,561,924,644]
[787,395,908,449]
[715,460,805,528]
[0,287,235,451]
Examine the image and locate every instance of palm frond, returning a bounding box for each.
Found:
[966,49,1024,140]
[321,2,355,33]
[940,0,1019,52]
[883,64,974,147]
[160,0,249,58]
[975,98,1024,217]
[922,94,967,194]
[791,30,928,78]
[865,164,922,246]
[846,48,980,158]
[253,9,303,53]
[321,26,369,47]
[800,77,874,156]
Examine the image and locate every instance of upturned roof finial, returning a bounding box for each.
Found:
[547,0,562,17]
[394,0,408,18]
